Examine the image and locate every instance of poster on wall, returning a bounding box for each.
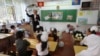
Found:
[78,11,84,16]
[44,12,52,20]
[78,18,87,25]
[72,0,81,5]
[52,12,63,20]
[66,15,73,20]
[44,12,63,20]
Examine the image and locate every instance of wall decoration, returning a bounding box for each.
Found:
[78,18,87,25]
[72,0,81,5]
[52,12,63,20]
[78,11,84,16]
[77,10,98,24]
[41,10,77,22]
[37,2,44,7]
[67,15,73,20]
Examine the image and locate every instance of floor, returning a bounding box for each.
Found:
[51,32,75,56]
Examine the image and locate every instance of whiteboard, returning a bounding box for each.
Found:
[77,10,99,24]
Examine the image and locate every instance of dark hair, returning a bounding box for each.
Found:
[17,24,21,27]
[36,26,44,33]
[51,28,58,41]
[88,28,96,34]
[37,34,47,51]
[37,34,42,42]
[53,33,58,41]
[67,24,71,27]
[16,31,24,39]
[10,25,15,29]
[2,25,6,27]
[53,28,57,34]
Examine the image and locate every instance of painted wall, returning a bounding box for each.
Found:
[23,0,96,32]
[39,0,94,32]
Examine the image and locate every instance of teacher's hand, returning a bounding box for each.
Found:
[25,8,28,12]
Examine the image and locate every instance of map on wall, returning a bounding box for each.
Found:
[41,10,77,22]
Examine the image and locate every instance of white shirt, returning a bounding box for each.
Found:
[76,34,100,56]
[10,29,16,34]
[34,15,37,21]
[36,43,49,56]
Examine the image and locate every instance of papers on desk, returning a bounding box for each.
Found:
[0,34,12,39]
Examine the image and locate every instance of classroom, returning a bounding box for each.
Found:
[0,0,100,56]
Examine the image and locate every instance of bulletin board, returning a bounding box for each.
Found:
[77,10,99,24]
[41,9,77,22]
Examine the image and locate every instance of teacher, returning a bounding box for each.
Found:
[26,9,40,32]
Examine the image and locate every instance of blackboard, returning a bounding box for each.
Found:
[41,10,77,22]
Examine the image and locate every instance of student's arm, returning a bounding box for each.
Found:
[24,40,30,46]
[10,30,15,34]
[80,37,87,45]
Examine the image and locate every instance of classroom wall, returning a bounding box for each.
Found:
[23,0,96,32]
[39,0,94,32]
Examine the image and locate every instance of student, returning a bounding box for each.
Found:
[16,31,33,56]
[66,24,75,33]
[10,25,16,34]
[21,19,25,24]
[0,25,9,33]
[76,26,100,56]
[16,24,23,30]
[36,32,50,56]
[36,25,44,35]
[49,28,59,41]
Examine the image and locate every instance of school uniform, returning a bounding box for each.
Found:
[16,39,33,56]
[76,34,100,56]
[36,43,50,56]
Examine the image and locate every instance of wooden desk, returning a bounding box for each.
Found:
[25,38,58,52]
[34,33,54,41]
[74,46,87,54]
[0,34,13,53]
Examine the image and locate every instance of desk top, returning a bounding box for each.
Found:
[0,34,12,39]
[25,38,58,52]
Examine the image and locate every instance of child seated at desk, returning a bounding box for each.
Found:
[36,32,50,56]
[49,28,59,41]
[36,25,44,35]
[10,25,16,34]
[15,31,33,56]
[0,25,9,33]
